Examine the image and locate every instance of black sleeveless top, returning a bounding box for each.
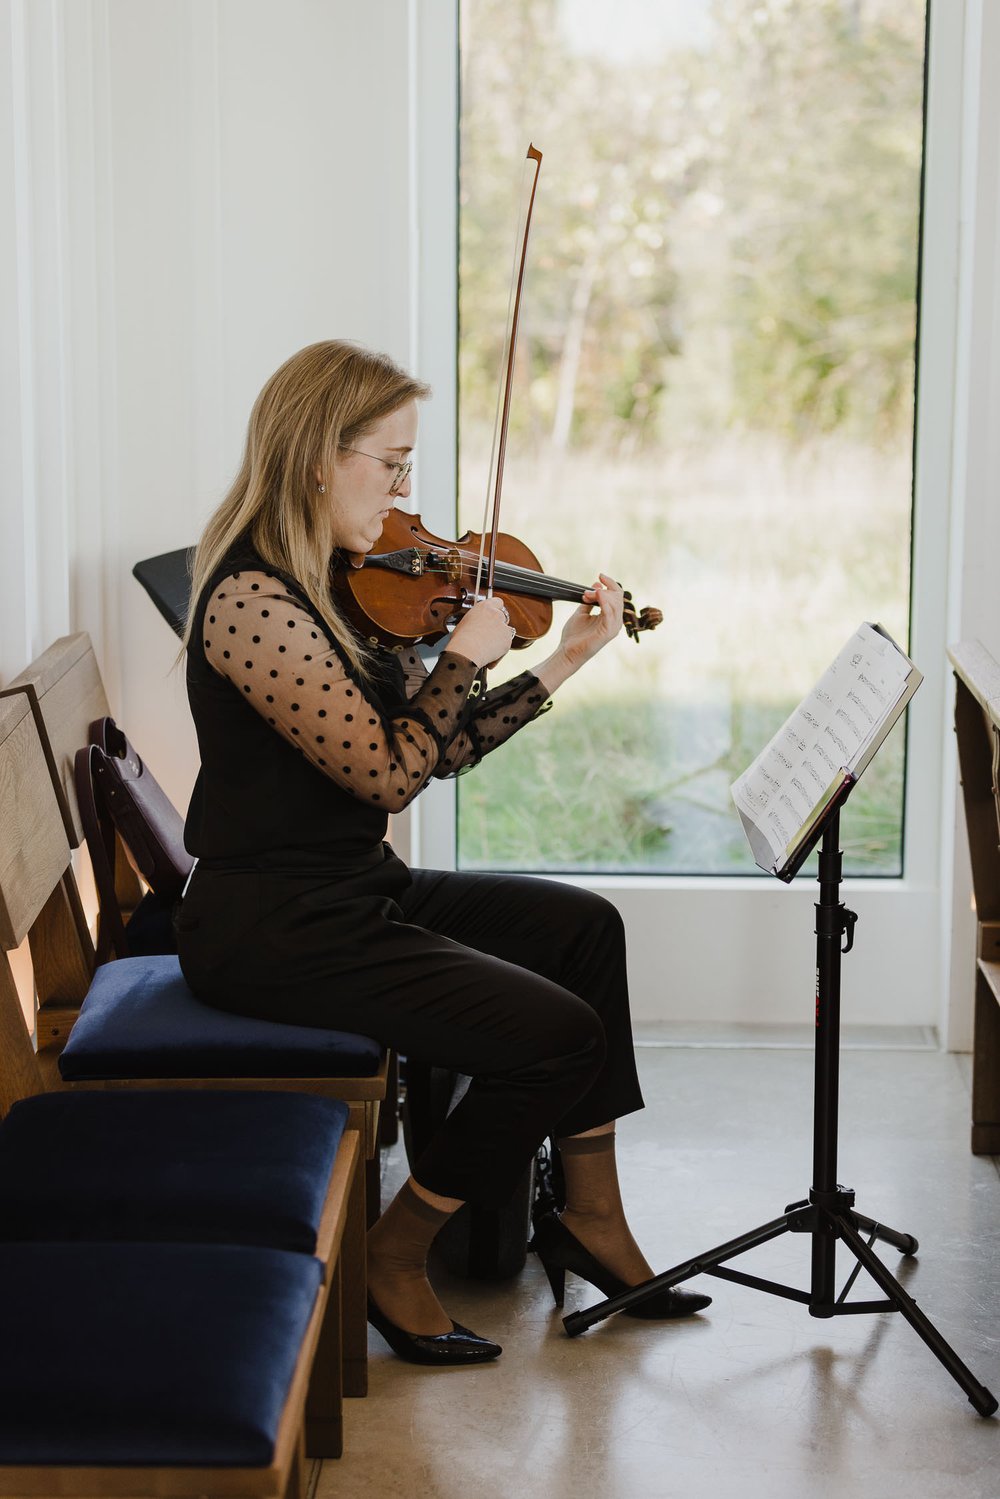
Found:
[184,542,549,872]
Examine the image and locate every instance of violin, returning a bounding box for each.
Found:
[335,143,662,657]
[333,507,663,652]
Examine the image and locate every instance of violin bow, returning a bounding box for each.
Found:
[470,145,662,644]
[474,143,543,603]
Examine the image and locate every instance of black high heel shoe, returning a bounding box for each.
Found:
[530,1213,712,1320]
[366,1295,502,1366]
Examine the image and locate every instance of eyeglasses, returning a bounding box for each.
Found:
[343,448,413,496]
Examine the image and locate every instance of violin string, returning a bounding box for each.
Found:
[411,551,587,601]
[406,553,639,605]
[418,567,577,603]
[380,543,636,607]
[427,546,588,595]
[415,562,581,603]
[475,558,585,595]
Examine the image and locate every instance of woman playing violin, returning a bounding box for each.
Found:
[178,339,710,1367]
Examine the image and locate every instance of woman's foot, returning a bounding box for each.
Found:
[554,1127,656,1287]
[366,1295,502,1367]
[531,1212,712,1318]
[544,1127,711,1317]
[366,1257,453,1337]
[366,1179,455,1336]
[558,1206,655,1288]
[366,1178,501,1363]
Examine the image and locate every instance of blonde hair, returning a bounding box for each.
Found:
[182,340,430,676]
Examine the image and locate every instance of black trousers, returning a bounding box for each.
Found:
[177,849,644,1207]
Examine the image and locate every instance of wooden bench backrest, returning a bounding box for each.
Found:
[0,694,73,952]
[0,690,95,1057]
[948,641,1000,938]
[1,633,109,849]
[948,640,1000,1155]
[1,633,144,924]
[0,694,58,1116]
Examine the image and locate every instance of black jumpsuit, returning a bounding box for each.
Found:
[177,544,644,1207]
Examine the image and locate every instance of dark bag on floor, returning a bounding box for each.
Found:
[75,718,194,963]
[402,1062,565,1280]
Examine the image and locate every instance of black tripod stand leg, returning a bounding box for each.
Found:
[834,1210,997,1417]
[850,1210,918,1256]
[563,1210,796,1336]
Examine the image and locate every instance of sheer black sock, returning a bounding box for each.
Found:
[366,1180,458,1336]
[556,1129,655,1287]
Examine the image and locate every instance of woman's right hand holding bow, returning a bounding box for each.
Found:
[449,596,516,669]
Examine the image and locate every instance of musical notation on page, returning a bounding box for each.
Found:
[731,623,922,881]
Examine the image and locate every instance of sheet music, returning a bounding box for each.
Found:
[731,624,916,872]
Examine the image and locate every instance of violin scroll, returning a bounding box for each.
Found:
[622,593,663,643]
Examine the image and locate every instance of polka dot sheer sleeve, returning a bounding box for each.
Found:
[399,650,553,776]
[203,572,481,809]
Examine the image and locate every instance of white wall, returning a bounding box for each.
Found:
[1,0,417,816]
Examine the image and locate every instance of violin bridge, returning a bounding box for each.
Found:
[423,547,463,583]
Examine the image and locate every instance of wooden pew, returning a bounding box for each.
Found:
[1,634,144,998]
[0,1238,326,1498]
[948,640,1000,1153]
[0,689,369,1406]
[0,689,364,1489]
[1,633,388,1239]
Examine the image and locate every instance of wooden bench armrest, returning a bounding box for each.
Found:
[948,641,1000,726]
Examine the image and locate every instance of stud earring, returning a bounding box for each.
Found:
[317,483,326,494]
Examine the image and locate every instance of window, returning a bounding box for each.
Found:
[456,0,927,877]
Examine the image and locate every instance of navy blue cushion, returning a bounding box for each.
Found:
[58,955,383,1079]
[0,1091,348,1253]
[0,1242,322,1464]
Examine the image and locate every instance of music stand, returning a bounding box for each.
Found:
[563,664,998,1416]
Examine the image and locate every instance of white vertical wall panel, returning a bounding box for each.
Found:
[61,0,114,700]
[104,0,414,813]
[0,4,31,683]
[0,0,414,812]
[26,1,74,658]
[3,0,415,811]
[104,0,218,806]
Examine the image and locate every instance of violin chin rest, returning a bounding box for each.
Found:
[345,552,367,570]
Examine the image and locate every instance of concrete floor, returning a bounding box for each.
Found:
[316,1043,1000,1499]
